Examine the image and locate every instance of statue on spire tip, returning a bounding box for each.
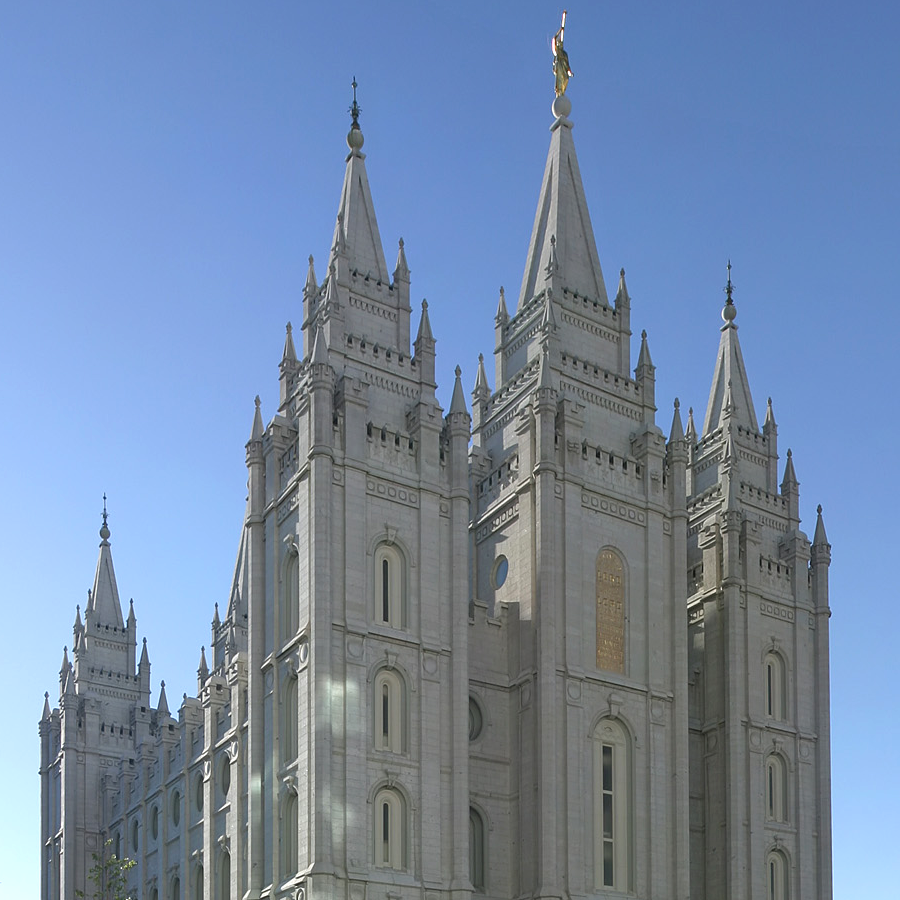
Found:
[552,11,572,97]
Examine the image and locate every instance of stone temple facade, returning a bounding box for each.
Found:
[40,79,833,900]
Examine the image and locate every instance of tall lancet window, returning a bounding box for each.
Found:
[765,652,786,720]
[280,548,299,644]
[596,549,625,673]
[373,669,405,753]
[281,672,298,765]
[593,719,631,892]
[374,543,405,628]
[766,754,788,823]
[374,787,406,870]
[282,792,298,878]
[767,849,790,900]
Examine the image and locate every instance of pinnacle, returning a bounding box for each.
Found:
[449,365,468,415]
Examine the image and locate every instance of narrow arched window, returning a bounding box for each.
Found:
[281,674,299,765]
[193,865,203,900]
[374,544,405,628]
[373,669,404,753]
[469,807,486,891]
[374,788,406,870]
[766,755,788,822]
[281,551,299,644]
[593,719,631,892]
[767,849,789,900]
[282,793,298,878]
[765,652,786,720]
[596,550,625,673]
[170,875,181,900]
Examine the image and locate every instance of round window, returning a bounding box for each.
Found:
[491,555,509,590]
[468,696,483,741]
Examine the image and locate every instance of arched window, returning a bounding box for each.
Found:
[282,674,299,765]
[373,669,405,753]
[593,719,631,892]
[767,849,789,900]
[170,875,181,900]
[469,806,485,891]
[374,787,406,870]
[219,852,231,900]
[281,550,299,644]
[596,550,625,673]
[766,755,788,822]
[374,544,405,628]
[193,865,203,900]
[765,652,786,720]
[281,793,298,879]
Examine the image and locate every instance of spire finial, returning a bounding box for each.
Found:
[99,494,110,543]
[551,10,572,97]
[722,259,737,322]
[347,76,364,151]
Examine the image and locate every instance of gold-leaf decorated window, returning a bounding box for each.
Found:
[596,550,625,673]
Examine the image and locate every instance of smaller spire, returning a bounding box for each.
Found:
[282,322,298,365]
[636,329,653,370]
[540,289,557,334]
[813,504,829,547]
[670,398,685,441]
[495,286,509,323]
[764,396,776,431]
[685,406,697,443]
[537,342,553,391]
[303,255,318,300]
[250,396,264,442]
[322,263,340,308]
[212,602,221,629]
[544,234,560,280]
[139,636,150,669]
[449,365,468,415]
[73,604,83,633]
[59,647,70,680]
[781,448,799,491]
[127,598,136,627]
[393,238,409,280]
[614,268,630,309]
[63,663,75,696]
[473,353,490,397]
[157,680,170,718]
[42,692,51,721]
[416,299,434,343]
[198,646,209,682]
[310,325,329,365]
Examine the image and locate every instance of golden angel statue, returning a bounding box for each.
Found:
[552,11,572,96]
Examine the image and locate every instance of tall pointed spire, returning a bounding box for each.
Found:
[393,237,409,281]
[517,81,608,310]
[473,353,490,398]
[415,299,434,343]
[303,255,318,300]
[670,398,685,442]
[703,263,759,436]
[328,77,389,283]
[139,637,150,670]
[813,504,829,547]
[282,322,298,365]
[86,496,125,629]
[250,395,264,442]
[495,286,509,323]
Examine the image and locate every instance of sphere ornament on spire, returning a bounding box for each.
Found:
[347,76,364,151]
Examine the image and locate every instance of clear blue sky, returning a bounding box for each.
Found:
[1,3,895,896]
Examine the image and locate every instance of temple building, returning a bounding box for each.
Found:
[39,40,833,900]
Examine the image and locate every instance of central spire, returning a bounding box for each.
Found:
[517,19,607,311]
[86,496,125,629]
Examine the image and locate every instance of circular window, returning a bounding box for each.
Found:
[195,775,204,812]
[468,696,484,741]
[491,555,509,590]
[131,818,139,853]
[221,757,231,797]
[171,790,181,826]
[151,805,159,840]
